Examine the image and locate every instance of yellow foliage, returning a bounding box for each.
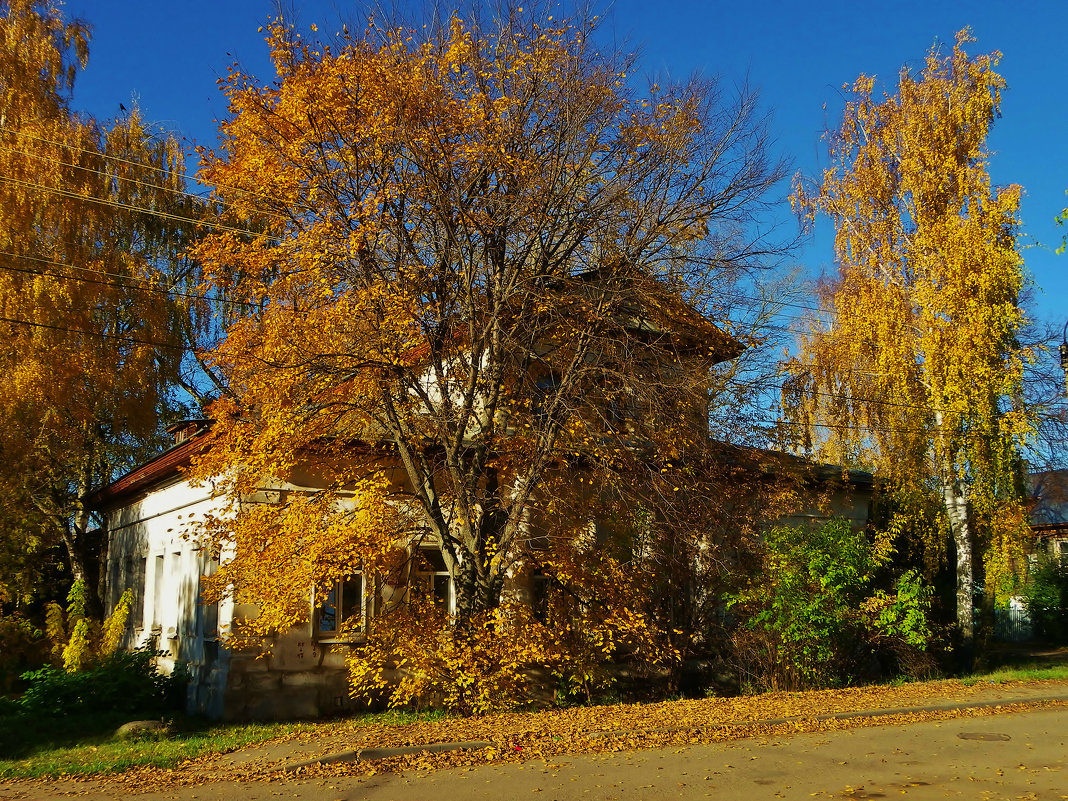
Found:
[190,7,781,710]
[43,600,66,664]
[45,580,134,672]
[100,589,134,658]
[786,30,1032,638]
[62,618,93,673]
[0,0,195,606]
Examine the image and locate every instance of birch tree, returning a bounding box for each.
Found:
[0,0,196,613]
[786,30,1031,661]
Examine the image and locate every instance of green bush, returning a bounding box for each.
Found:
[1023,554,1068,643]
[726,520,933,690]
[15,649,186,718]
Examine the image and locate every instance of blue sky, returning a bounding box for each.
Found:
[61,0,1068,326]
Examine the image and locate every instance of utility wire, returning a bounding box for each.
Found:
[0,125,277,206]
[0,144,839,320]
[0,313,186,350]
[0,138,317,229]
[0,173,261,238]
[0,306,1041,438]
[0,249,262,309]
[0,249,1028,421]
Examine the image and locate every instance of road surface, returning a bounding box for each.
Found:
[4,704,1065,800]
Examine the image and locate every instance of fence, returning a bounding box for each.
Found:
[993,606,1033,642]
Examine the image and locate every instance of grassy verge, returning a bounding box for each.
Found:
[0,709,441,780]
[964,644,1068,684]
[964,663,1068,684]
[0,714,302,779]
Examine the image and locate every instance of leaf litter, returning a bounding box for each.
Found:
[18,677,1068,793]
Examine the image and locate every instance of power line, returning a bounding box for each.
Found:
[0,173,262,238]
[0,253,1014,421]
[0,136,318,229]
[0,313,186,350]
[0,125,279,207]
[0,249,261,309]
[0,139,840,321]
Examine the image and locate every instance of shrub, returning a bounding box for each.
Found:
[1023,554,1068,644]
[726,520,933,690]
[44,580,132,672]
[16,648,186,718]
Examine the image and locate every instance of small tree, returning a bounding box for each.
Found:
[727,520,932,690]
[44,579,132,672]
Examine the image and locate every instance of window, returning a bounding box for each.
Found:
[1060,541,1068,569]
[151,555,164,630]
[416,548,453,612]
[315,573,365,640]
[199,556,219,641]
[532,570,552,624]
[126,556,146,631]
[532,373,560,423]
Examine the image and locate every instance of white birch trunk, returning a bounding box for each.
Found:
[935,411,974,655]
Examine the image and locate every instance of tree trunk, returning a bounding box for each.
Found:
[453,550,505,622]
[938,437,974,670]
[61,466,105,620]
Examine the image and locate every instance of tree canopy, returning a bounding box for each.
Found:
[192,10,787,708]
[786,29,1031,657]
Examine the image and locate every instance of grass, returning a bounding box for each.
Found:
[0,709,443,780]
[0,714,303,779]
[963,663,1068,685]
[961,643,1068,685]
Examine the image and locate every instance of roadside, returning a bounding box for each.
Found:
[3,669,1068,799]
[205,676,1068,776]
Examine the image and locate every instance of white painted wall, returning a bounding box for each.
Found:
[105,476,233,717]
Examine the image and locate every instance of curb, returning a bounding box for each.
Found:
[277,692,1068,773]
[586,693,1068,739]
[281,740,492,772]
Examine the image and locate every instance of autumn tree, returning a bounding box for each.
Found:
[786,30,1031,662]
[0,0,198,614]
[193,9,786,706]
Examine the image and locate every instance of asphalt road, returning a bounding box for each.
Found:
[8,705,1066,801]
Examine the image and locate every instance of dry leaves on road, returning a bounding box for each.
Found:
[54,677,1068,793]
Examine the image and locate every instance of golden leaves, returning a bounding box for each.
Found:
[787,29,1031,594]
[0,2,196,603]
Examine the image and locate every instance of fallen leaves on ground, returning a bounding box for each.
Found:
[18,677,1068,794]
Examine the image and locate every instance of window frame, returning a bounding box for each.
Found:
[314,572,367,643]
[414,547,455,614]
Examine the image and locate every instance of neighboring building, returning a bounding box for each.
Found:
[88,421,874,721]
[1030,470,1068,567]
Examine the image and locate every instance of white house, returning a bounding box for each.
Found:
[89,417,875,721]
[90,420,368,719]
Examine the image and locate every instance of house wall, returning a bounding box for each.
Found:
[105,477,234,718]
[104,473,387,721]
[775,483,872,531]
[103,458,874,721]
